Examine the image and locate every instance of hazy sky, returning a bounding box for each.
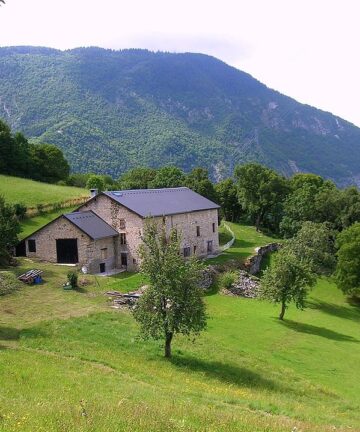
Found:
[1,0,360,126]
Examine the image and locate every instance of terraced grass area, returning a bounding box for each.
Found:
[0,174,87,207]
[1,224,359,431]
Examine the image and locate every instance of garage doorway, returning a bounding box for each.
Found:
[56,239,79,264]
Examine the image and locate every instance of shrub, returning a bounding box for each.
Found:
[0,272,22,296]
[36,203,44,214]
[13,203,27,220]
[218,271,238,289]
[67,271,78,288]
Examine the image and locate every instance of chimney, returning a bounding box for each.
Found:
[90,188,98,198]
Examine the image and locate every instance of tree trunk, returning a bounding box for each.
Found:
[255,213,261,232]
[279,301,286,320]
[164,332,173,358]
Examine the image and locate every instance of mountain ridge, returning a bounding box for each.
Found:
[1,46,359,186]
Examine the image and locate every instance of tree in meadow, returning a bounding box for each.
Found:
[86,174,106,193]
[0,196,21,266]
[133,219,207,358]
[260,248,315,320]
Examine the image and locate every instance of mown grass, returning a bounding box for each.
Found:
[0,174,87,207]
[211,222,281,265]
[0,224,360,431]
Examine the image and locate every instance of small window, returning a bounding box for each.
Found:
[133,258,137,265]
[207,240,213,253]
[193,245,197,255]
[28,239,36,253]
[119,219,126,229]
[101,248,108,259]
[120,233,127,245]
[183,247,191,257]
[196,226,200,237]
[212,222,216,233]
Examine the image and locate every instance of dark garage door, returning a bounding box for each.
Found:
[56,239,79,264]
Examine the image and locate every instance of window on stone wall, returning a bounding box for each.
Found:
[212,222,216,233]
[101,248,108,259]
[119,219,126,229]
[193,245,197,255]
[207,240,213,253]
[28,239,36,252]
[196,226,200,237]
[120,233,127,245]
[183,247,191,257]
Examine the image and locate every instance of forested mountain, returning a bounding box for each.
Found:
[1,46,360,185]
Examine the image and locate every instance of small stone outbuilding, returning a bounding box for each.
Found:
[20,187,220,274]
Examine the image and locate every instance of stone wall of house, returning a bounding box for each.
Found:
[163,209,220,258]
[79,194,219,269]
[26,216,116,273]
[78,194,144,271]
[85,237,117,274]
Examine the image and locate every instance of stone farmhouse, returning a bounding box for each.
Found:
[20,187,220,273]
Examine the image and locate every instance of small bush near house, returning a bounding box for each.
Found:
[67,271,78,288]
[218,270,238,289]
[13,203,27,220]
[0,272,22,296]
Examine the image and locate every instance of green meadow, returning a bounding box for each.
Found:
[0,174,87,207]
[0,223,360,431]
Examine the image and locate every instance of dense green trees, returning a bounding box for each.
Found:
[335,223,360,296]
[0,120,69,183]
[133,220,206,358]
[234,163,289,231]
[148,166,186,189]
[215,178,241,221]
[0,196,20,266]
[86,175,106,193]
[117,167,156,190]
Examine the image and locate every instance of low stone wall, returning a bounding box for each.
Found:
[223,270,259,298]
[244,243,281,275]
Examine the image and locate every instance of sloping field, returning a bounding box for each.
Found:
[0,224,359,431]
[0,175,87,207]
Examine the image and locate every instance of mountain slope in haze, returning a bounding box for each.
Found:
[1,46,359,186]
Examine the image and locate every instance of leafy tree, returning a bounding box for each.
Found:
[289,173,324,191]
[133,220,207,358]
[215,178,241,221]
[287,221,336,274]
[86,174,106,192]
[260,248,315,320]
[148,166,185,189]
[29,143,70,183]
[66,173,93,188]
[234,163,289,231]
[184,167,217,201]
[0,196,21,266]
[340,187,360,228]
[335,223,360,296]
[117,167,156,190]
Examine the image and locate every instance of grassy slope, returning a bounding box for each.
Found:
[0,175,87,207]
[19,207,77,240]
[0,224,360,431]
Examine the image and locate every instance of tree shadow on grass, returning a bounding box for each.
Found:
[278,319,359,342]
[170,355,281,393]
[307,299,360,323]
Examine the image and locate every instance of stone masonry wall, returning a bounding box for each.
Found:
[164,209,219,258]
[26,216,116,273]
[78,194,144,271]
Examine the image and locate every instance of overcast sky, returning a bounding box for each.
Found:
[1,0,360,126]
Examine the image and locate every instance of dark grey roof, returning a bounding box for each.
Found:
[103,187,220,217]
[64,211,118,240]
